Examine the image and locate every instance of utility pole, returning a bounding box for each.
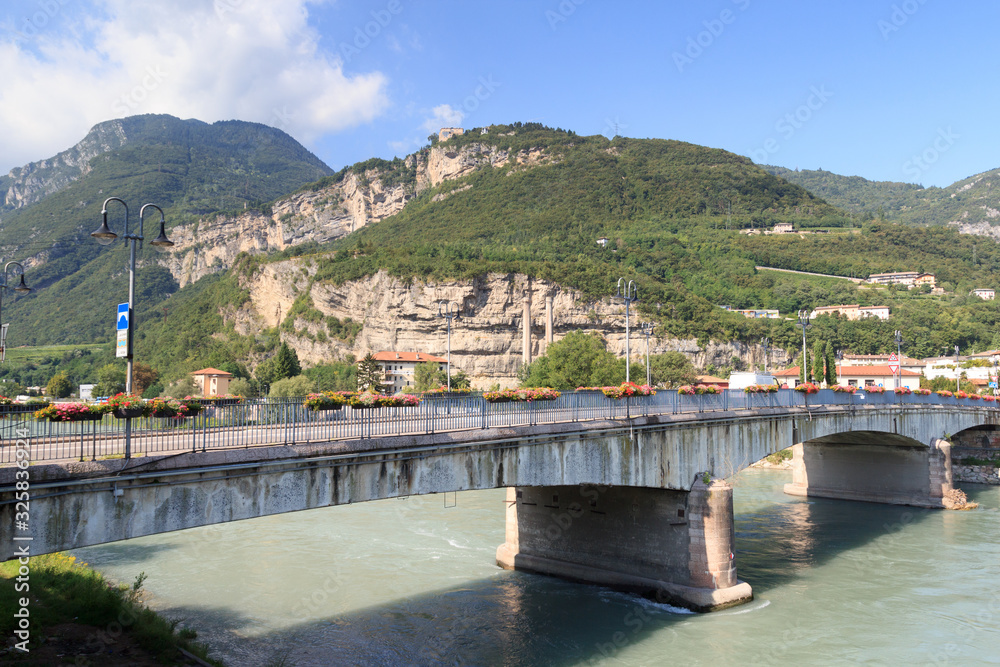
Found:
[797,310,811,385]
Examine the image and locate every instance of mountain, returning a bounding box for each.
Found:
[763,165,1000,236]
[4,119,1000,392]
[0,114,334,347]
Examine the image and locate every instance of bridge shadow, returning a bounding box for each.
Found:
[128,472,974,667]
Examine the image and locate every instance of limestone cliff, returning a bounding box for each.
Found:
[236,267,786,387]
[162,142,557,287]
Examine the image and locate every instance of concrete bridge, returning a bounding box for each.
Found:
[2,399,995,611]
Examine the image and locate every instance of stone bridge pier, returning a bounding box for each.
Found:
[496,478,753,612]
[783,435,956,508]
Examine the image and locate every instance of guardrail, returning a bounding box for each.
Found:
[0,389,993,465]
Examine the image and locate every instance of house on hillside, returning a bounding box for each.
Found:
[971,288,996,300]
[191,368,233,396]
[373,351,448,393]
[867,271,936,288]
[772,222,794,234]
[810,304,890,321]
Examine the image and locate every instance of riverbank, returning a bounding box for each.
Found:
[0,553,220,665]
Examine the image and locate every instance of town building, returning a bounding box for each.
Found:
[835,365,921,391]
[809,305,890,321]
[971,288,996,300]
[867,271,936,288]
[373,351,448,393]
[695,374,729,389]
[841,354,923,374]
[191,368,233,396]
[719,305,780,319]
[772,222,794,234]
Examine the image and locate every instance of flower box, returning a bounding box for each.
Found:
[304,392,349,411]
[603,382,656,399]
[483,388,559,403]
[830,385,857,394]
[743,384,779,394]
[863,385,886,394]
[794,383,819,394]
[34,403,104,422]
[347,392,421,409]
[113,406,146,419]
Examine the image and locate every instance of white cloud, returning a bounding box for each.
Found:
[421,104,464,133]
[0,0,390,173]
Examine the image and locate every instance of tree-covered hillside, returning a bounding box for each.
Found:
[0,114,334,346]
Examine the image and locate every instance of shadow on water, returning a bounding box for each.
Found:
[74,541,178,567]
[75,472,996,666]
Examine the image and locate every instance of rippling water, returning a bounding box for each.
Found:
[76,470,1000,666]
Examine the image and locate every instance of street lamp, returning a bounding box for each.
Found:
[92,198,174,460]
[0,262,32,362]
[797,310,811,385]
[92,198,174,394]
[894,330,903,390]
[437,301,460,391]
[640,322,656,386]
[613,279,638,382]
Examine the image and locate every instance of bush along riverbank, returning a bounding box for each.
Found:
[0,552,220,665]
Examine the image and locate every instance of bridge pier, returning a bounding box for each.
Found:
[783,437,959,508]
[496,479,753,612]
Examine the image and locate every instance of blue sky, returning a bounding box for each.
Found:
[2,0,998,188]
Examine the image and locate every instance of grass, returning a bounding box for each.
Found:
[764,448,794,465]
[956,456,1000,466]
[0,552,220,664]
[2,344,104,364]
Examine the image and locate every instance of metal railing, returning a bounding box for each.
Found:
[0,389,993,465]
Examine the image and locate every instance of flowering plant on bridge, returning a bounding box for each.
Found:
[983,395,996,402]
[0,395,12,406]
[864,385,886,394]
[968,392,982,400]
[348,391,421,409]
[936,390,954,397]
[33,402,104,422]
[148,398,197,418]
[913,388,932,396]
[677,384,718,395]
[602,382,655,399]
[743,384,778,393]
[304,391,349,411]
[793,383,819,394]
[483,388,560,402]
[201,394,245,405]
[955,391,970,399]
[893,386,912,395]
[102,393,148,418]
[830,385,856,393]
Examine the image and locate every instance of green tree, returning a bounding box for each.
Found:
[522,331,625,390]
[269,375,315,397]
[824,341,837,386]
[132,362,159,396]
[812,339,825,384]
[648,352,697,388]
[450,369,472,390]
[304,361,357,392]
[229,378,254,397]
[356,353,386,393]
[273,342,301,380]
[414,361,446,391]
[46,371,72,398]
[93,363,126,397]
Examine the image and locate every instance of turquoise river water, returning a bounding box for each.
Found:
[75,470,1000,666]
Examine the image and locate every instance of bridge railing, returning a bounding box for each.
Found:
[1,389,994,464]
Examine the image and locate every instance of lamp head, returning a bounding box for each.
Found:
[149,217,174,249]
[13,274,30,293]
[92,211,118,245]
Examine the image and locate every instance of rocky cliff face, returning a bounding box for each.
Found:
[236,266,785,387]
[1,119,131,211]
[161,142,557,287]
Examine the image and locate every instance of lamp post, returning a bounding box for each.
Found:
[0,262,32,363]
[437,301,460,391]
[894,330,903,390]
[614,279,638,382]
[797,310,811,385]
[640,322,656,386]
[92,198,174,459]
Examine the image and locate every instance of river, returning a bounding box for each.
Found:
[75,470,1000,666]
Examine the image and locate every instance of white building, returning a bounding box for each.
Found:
[971,288,996,300]
[835,365,921,391]
[373,351,448,393]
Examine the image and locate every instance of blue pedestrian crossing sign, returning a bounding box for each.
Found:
[117,303,129,331]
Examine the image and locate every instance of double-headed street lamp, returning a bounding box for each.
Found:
[0,262,32,362]
[437,301,460,391]
[894,330,904,390]
[640,321,656,386]
[614,279,638,382]
[797,310,811,385]
[91,197,174,394]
